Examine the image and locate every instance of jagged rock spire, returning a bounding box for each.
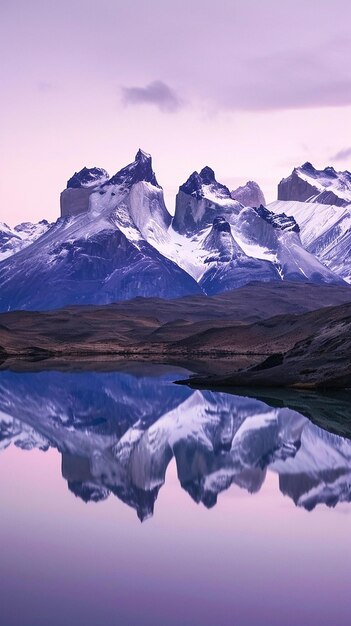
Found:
[109,149,160,187]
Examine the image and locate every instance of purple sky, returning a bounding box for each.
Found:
[2,447,351,626]
[1,0,351,225]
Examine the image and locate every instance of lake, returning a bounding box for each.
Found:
[0,365,350,626]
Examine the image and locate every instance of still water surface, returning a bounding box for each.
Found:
[0,365,351,626]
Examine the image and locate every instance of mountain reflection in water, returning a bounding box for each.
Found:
[1,366,351,521]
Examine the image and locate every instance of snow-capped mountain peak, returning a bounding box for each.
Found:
[278,162,351,206]
[67,167,109,189]
[61,166,110,218]
[0,222,20,241]
[108,148,160,188]
[300,162,337,178]
[173,167,241,235]
[198,166,217,184]
[179,167,232,201]
[0,223,21,261]
[136,148,152,162]
[0,150,201,310]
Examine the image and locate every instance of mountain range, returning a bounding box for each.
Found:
[0,152,350,311]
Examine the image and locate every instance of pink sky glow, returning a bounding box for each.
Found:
[1,0,351,226]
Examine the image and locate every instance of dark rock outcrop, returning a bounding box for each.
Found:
[254,204,300,233]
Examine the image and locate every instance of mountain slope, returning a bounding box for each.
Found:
[269,162,351,282]
[183,301,351,390]
[270,199,351,283]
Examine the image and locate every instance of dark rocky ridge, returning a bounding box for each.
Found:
[182,302,351,390]
[254,205,300,233]
[1,282,351,388]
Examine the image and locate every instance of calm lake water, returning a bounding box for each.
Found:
[0,365,351,626]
